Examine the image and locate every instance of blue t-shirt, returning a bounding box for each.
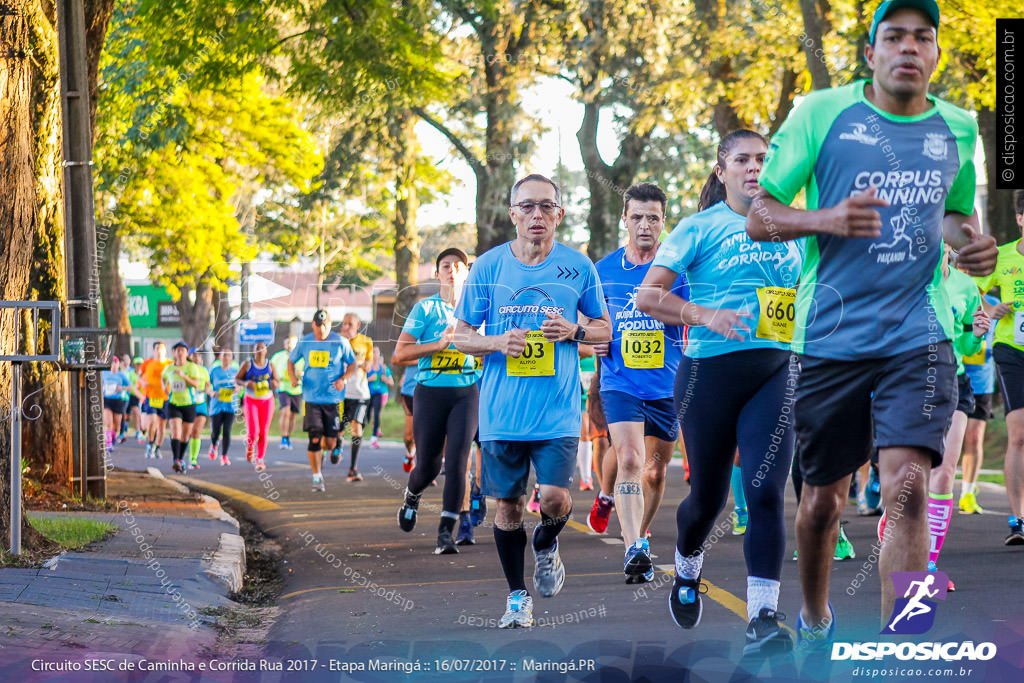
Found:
[596,246,687,400]
[403,294,479,388]
[368,363,392,395]
[209,365,238,415]
[400,365,418,396]
[290,332,355,405]
[653,201,804,358]
[964,294,999,395]
[455,241,606,441]
[102,371,130,399]
[243,359,274,401]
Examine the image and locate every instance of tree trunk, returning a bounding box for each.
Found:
[1,0,58,549]
[798,0,832,90]
[23,0,72,495]
[211,286,234,350]
[83,0,114,132]
[476,54,518,254]
[577,100,652,261]
[98,225,131,356]
[391,111,420,327]
[978,107,1018,245]
[175,280,213,348]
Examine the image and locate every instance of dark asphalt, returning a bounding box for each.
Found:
[105,433,1024,683]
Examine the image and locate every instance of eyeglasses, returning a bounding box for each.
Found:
[512,201,561,215]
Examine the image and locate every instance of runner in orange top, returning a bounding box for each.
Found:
[139,341,171,459]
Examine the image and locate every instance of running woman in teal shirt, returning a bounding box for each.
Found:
[394,248,479,555]
[640,130,800,656]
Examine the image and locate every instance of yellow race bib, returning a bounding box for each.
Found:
[621,330,665,369]
[756,287,796,343]
[963,340,986,365]
[309,350,330,368]
[218,387,235,402]
[253,380,271,398]
[431,349,468,373]
[149,398,165,409]
[506,331,555,377]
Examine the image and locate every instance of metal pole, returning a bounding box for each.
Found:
[10,362,22,555]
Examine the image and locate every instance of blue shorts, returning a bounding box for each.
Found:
[600,390,678,442]
[142,399,169,419]
[194,400,209,417]
[481,437,578,499]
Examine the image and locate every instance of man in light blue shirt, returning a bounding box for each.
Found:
[454,173,611,628]
[289,309,356,491]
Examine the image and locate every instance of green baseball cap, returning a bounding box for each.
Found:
[869,0,939,44]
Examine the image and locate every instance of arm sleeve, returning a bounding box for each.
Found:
[579,260,607,320]
[653,217,702,274]
[943,110,979,216]
[401,301,426,341]
[758,96,820,205]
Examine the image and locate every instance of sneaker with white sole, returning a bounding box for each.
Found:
[498,590,534,629]
[743,607,794,657]
[532,535,565,598]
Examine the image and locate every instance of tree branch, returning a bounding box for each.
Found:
[412,106,485,178]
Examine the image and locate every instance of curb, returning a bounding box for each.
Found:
[145,466,246,593]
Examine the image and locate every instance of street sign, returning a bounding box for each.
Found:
[239,320,275,344]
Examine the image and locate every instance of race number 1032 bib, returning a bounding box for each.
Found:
[756,287,796,343]
[621,330,665,369]
[1015,310,1024,347]
[507,330,555,377]
[308,350,330,368]
[431,348,467,373]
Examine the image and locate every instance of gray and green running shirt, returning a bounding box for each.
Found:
[759,80,978,360]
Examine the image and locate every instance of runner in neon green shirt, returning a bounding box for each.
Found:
[161,342,203,473]
[187,349,212,469]
[974,191,1024,544]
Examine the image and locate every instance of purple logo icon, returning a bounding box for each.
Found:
[882,571,949,635]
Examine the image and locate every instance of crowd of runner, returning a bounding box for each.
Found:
[99,0,1024,661]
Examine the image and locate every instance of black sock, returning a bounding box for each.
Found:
[170,438,180,461]
[494,525,528,592]
[438,514,457,535]
[533,509,571,552]
[349,436,361,470]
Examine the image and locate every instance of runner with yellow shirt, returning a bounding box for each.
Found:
[975,190,1024,545]
[162,341,203,473]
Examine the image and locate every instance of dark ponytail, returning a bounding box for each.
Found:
[697,129,768,212]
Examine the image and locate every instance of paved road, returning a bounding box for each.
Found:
[107,434,1024,682]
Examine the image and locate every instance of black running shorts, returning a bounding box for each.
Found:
[795,343,956,486]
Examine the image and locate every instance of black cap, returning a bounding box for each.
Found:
[172,340,188,350]
[436,247,469,271]
[312,309,330,325]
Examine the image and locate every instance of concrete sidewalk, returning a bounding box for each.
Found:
[0,469,247,678]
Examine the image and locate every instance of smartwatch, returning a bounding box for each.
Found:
[573,324,586,343]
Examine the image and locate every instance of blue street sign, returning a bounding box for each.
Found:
[238,320,275,344]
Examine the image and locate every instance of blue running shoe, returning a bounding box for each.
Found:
[864,465,881,511]
[456,512,475,546]
[624,538,654,583]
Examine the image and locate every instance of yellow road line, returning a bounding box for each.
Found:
[172,476,281,511]
[280,571,631,600]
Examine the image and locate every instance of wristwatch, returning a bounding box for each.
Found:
[573,324,586,343]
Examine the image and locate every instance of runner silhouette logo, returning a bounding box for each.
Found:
[882,571,949,635]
